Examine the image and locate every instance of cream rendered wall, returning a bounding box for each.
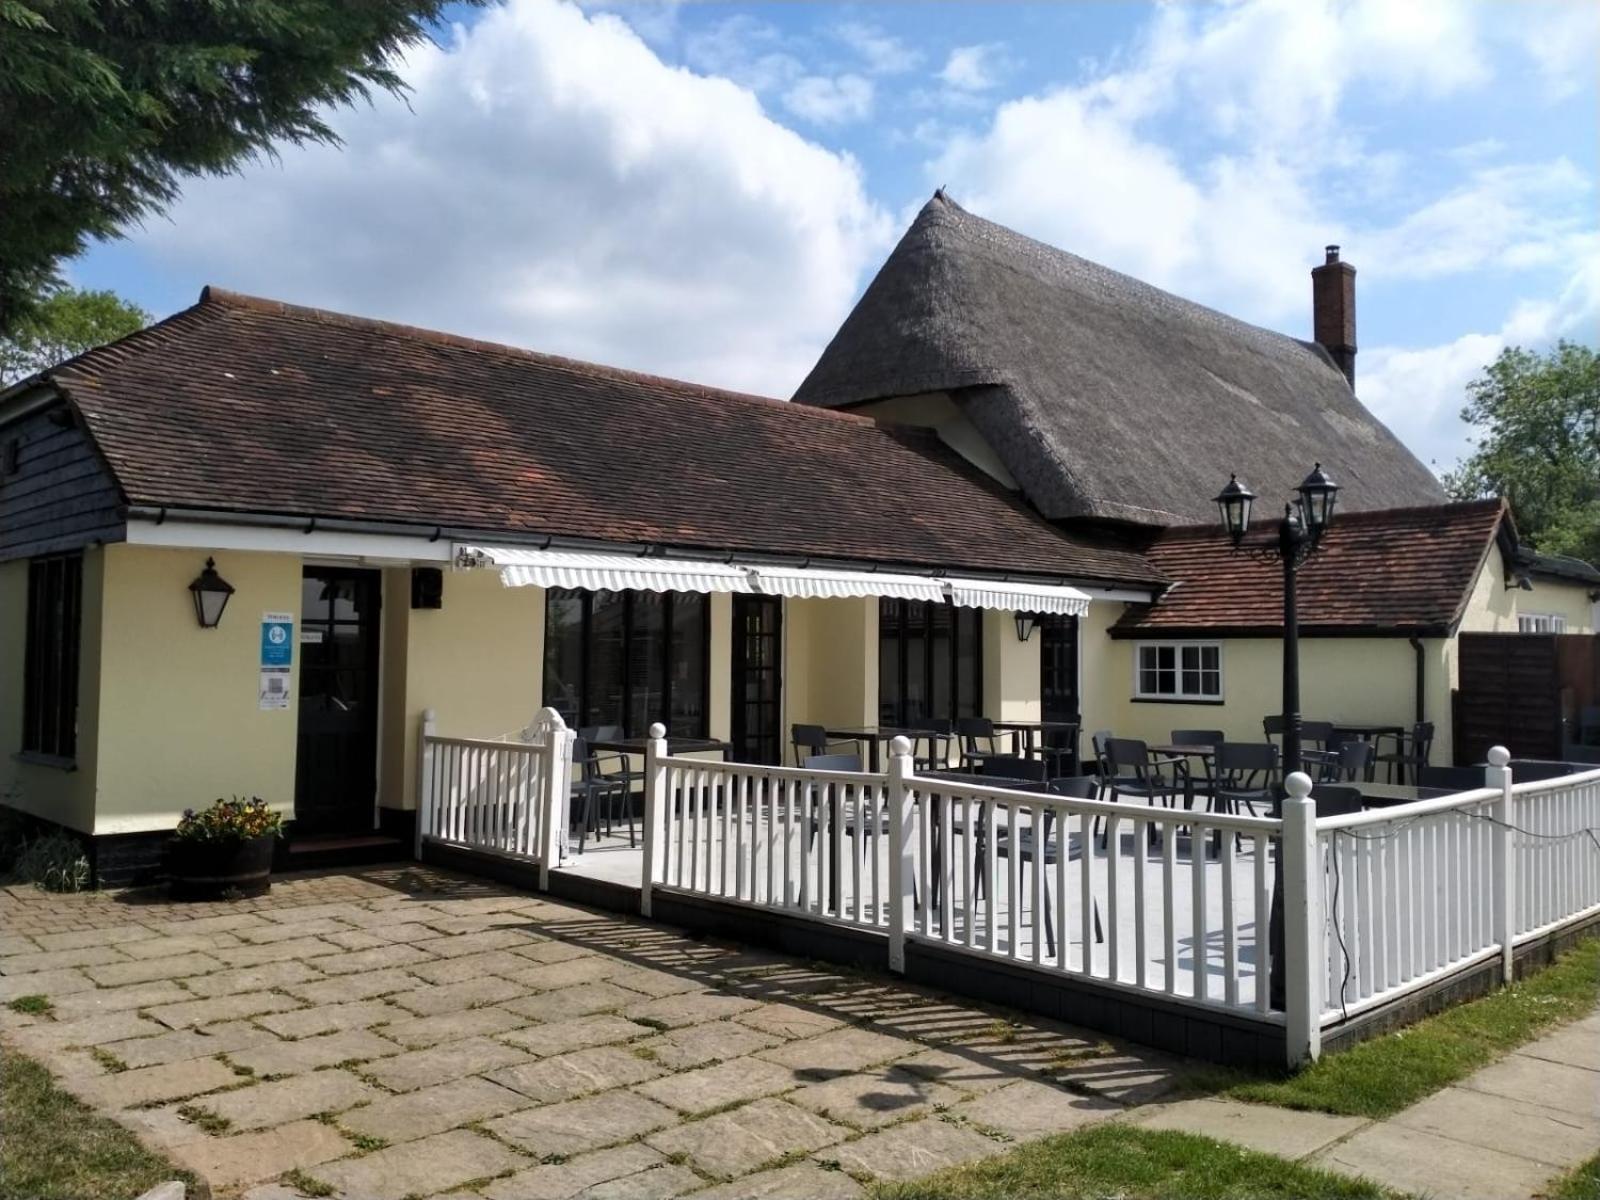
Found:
[708,593,733,743]
[852,393,1020,491]
[783,597,876,759]
[94,544,300,834]
[1077,602,1124,745]
[0,549,105,833]
[982,609,1040,721]
[388,568,544,813]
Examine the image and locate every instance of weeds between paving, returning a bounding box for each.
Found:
[1545,1150,1600,1200]
[1196,936,1600,1119]
[869,1123,1395,1200]
[0,1044,195,1200]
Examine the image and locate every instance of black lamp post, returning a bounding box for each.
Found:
[1212,463,1340,1008]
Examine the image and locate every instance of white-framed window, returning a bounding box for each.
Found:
[1518,613,1567,634]
[1135,641,1223,701]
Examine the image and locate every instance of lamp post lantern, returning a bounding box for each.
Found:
[1211,463,1340,1008]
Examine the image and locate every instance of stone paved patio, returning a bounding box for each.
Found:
[0,864,1197,1199]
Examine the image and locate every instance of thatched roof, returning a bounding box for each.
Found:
[794,193,1446,527]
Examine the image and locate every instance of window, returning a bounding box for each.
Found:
[1135,641,1222,702]
[542,588,708,737]
[879,599,982,725]
[1518,613,1567,634]
[23,553,83,760]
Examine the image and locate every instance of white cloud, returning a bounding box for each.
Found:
[124,0,891,396]
[1515,0,1600,98]
[939,44,1006,92]
[783,73,874,125]
[834,22,920,75]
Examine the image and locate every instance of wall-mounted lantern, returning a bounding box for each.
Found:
[188,557,235,629]
[1014,612,1039,642]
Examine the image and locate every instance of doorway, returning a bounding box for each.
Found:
[731,594,782,764]
[1040,613,1081,768]
[295,568,381,833]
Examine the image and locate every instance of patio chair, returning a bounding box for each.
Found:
[1090,730,1115,780]
[1372,722,1434,784]
[1103,738,1188,811]
[803,753,891,853]
[1309,784,1363,818]
[1212,742,1278,818]
[1170,729,1224,747]
[568,737,633,853]
[1170,730,1224,806]
[1318,740,1372,783]
[791,724,855,767]
[975,755,1047,783]
[909,717,953,772]
[993,794,1104,958]
[956,717,1014,771]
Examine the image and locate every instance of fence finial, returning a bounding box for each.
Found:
[889,735,912,756]
[649,722,667,739]
[1487,745,1510,768]
[1285,771,1313,799]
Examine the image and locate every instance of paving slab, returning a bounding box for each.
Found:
[822,1115,1005,1182]
[314,1128,525,1200]
[307,942,436,975]
[1461,1053,1600,1116]
[502,954,624,992]
[621,991,760,1029]
[629,1019,782,1071]
[256,999,405,1039]
[584,1163,701,1199]
[77,1056,240,1110]
[487,1089,679,1158]
[1313,1120,1558,1200]
[500,1014,647,1057]
[757,1026,916,1078]
[227,1027,401,1076]
[282,968,422,1005]
[149,913,270,938]
[379,1004,530,1049]
[688,1161,864,1200]
[404,949,537,985]
[513,940,595,965]
[230,917,351,945]
[633,1054,797,1114]
[386,973,526,1017]
[893,1046,1016,1095]
[31,924,160,952]
[645,1097,847,1179]
[122,935,244,960]
[361,1034,531,1092]
[1131,1095,1363,1158]
[0,966,96,998]
[339,1075,531,1142]
[85,953,225,987]
[49,981,191,1019]
[166,1118,351,1189]
[9,1008,167,1050]
[194,1069,379,1130]
[179,958,324,998]
[502,981,644,1021]
[1044,1048,1187,1104]
[144,990,302,1030]
[487,1044,665,1104]
[104,1022,277,1069]
[602,965,708,997]
[481,1144,669,1200]
[413,927,541,958]
[1514,1024,1600,1073]
[209,936,343,968]
[1389,1085,1600,1169]
[788,1062,968,1130]
[0,944,131,974]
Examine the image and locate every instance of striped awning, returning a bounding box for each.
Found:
[945,577,1091,616]
[456,546,752,593]
[750,566,945,602]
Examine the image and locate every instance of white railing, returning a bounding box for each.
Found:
[1514,767,1600,940]
[415,707,573,888]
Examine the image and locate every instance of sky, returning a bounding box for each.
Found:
[69,0,1599,475]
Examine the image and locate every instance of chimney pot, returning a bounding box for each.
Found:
[1311,246,1356,387]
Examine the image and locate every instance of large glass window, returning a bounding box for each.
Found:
[879,599,982,725]
[1135,642,1222,701]
[542,588,708,736]
[23,553,83,760]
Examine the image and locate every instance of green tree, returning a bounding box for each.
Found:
[1445,341,1600,563]
[0,287,149,385]
[0,0,472,332]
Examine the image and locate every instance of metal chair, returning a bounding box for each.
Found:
[909,718,953,772]
[1309,785,1363,817]
[792,724,854,767]
[957,717,1013,771]
[568,737,633,853]
[1103,738,1187,810]
[1372,722,1434,784]
[1170,729,1224,747]
[1090,730,1115,780]
[993,789,1104,958]
[1170,730,1223,806]
[802,753,862,773]
[1212,742,1278,821]
[975,755,1046,783]
[803,753,888,848]
[1318,740,1372,783]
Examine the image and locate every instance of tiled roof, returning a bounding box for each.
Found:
[45,288,1163,586]
[1112,500,1508,636]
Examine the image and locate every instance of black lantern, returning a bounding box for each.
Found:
[1213,473,1256,545]
[188,557,235,628]
[1014,612,1039,642]
[1296,462,1339,537]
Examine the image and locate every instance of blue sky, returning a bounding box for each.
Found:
[71,0,1598,472]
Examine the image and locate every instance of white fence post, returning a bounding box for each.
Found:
[1487,745,1515,984]
[887,736,915,974]
[414,709,437,860]
[641,723,668,919]
[532,707,572,891]
[1281,771,1323,1067]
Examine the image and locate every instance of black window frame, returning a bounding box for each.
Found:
[542,587,710,738]
[878,597,983,726]
[23,552,83,762]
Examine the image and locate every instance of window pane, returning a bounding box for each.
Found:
[956,607,982,718]
[879,599,902,724]
[627,593,666,736]
[929,602,953,719]
[669,594,708,737]
[586,590,627,732]
[904,601,928,723]
[542,589,586,728]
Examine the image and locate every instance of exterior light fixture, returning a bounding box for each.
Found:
[188,557,235,629]
[1295,463,1339,537]
[1213,474,1256,545]
[1014,612,1039,642]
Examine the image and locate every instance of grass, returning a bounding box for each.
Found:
[177,1104,231,1135]
[1546,1151,1600,1200]
[1205,937,1600,1119]
[281,1167,335,1197]
[6,994,52,1016]
[868,1123,1392,1200]
[0,1044,195,1200]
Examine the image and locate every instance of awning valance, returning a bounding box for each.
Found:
[945,577,1091,616]
[457,546,752,594]
[750,566,945,602]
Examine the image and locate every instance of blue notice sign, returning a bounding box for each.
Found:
[261,612,294,668]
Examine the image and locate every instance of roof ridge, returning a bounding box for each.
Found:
[1155,497,1505,542]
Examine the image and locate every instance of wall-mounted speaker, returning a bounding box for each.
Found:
[411,567,443,609]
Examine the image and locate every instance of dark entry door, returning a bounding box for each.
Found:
[731,595,782,765]
[1040,614,1081,767]
[296,568,381,832]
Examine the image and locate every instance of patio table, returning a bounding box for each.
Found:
[820,725,927,772]
[991,720,1081,776]
[592,736,731,758]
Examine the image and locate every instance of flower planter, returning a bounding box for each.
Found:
[167,834,276,900]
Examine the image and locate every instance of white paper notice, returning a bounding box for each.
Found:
[259,669,291,710]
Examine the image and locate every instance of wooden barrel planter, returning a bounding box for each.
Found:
[168,834,276,900]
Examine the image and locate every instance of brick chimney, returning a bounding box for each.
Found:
[1312,244,1356,387]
